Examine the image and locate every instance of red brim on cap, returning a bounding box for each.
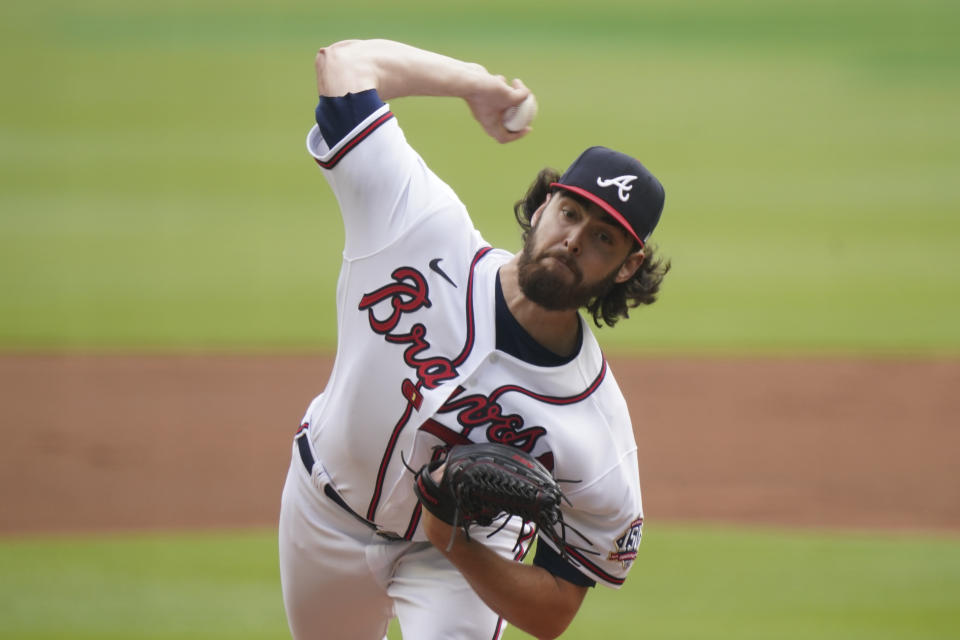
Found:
[550,183,644,247]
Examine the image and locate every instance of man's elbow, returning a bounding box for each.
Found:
[539,610,577,640]
[533,579,587,639]
[523,594,582,639]
[315,39,358,67]
[315,40,370,97]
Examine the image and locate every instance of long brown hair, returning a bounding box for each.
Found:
[513,168,672,327]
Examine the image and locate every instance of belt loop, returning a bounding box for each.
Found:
[295,430,327,491]
[293,427,403,541]
[310,463,326,492]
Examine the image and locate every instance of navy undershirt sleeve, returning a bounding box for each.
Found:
[533,540,597,588]
[315,89,385,148]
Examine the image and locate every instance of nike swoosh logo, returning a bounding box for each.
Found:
[429,258,457,288]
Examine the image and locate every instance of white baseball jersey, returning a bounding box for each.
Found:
[300,91,644,588]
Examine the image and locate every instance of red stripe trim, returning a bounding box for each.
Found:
[514,524,537,561]
[365,390,417,521]
[491,617,505,640]
[402,503,422,540]
[365,246,492,522]
[313,111,395,169]
[452,246,493,367]
[489,359,607,405]
[403,446,448,539]
[565,545,626,586]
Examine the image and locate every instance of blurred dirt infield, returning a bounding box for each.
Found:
[1,354,958,535]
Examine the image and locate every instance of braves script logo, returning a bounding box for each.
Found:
[607,517,643,568]
[435,386,547,453]
[358,267,458,391]
[596,175,638,202]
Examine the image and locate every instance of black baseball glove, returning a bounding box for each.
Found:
[412,442,586,556]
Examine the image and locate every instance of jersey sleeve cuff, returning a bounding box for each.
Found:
[537,535,633,589]
[315,89,385,146]
[533,538,597,588]
[306,102,395,169]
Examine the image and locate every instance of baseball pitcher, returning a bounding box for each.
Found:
[278,39,670,640]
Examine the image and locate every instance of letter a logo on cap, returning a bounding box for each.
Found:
[597,175,638,202]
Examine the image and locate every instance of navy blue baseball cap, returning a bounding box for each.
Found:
[551,146,665,247]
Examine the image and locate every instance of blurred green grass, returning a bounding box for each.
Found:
[1,0,958,353]
[1,525,957,639]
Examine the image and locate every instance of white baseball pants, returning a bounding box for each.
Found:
[278,444,529,639]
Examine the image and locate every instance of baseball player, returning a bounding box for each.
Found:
[278,39,669,639]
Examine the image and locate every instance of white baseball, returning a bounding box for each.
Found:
[502,94,538,132]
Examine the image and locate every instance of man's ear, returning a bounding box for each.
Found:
[614,249,645,284]
[530,192,552,226]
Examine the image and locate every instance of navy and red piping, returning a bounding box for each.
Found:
[565,545,626,586]
[365,246,490,523]
[488,359,607,406]
[313,111,395,170]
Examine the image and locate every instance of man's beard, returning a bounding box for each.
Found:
[516,237,621,311]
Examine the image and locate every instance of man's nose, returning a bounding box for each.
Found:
[563,227,584,255]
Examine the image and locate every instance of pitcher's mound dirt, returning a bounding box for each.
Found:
[1,354,957,534]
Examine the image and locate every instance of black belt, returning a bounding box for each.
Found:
[296,433,403,541]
